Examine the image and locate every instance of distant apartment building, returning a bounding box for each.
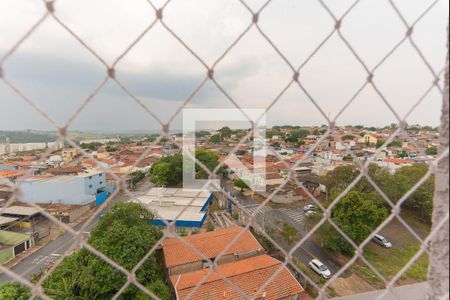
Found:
[0,141,64,154]
[16,171,107,205]
[79,138,119,145]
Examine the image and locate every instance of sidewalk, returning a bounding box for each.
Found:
[333,282,428,300]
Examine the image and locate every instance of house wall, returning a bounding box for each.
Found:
[81,173,106,195]
[17,173,105,205]
[169,261,203,276]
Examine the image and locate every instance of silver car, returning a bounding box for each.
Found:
[373,234,392,248]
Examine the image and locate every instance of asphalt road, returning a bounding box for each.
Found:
[222,181,343,275]
[0,181,153,283]
[0,218,97,282]
[1,180,341,283]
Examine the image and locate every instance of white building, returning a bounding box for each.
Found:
[134,188,213,228]
[0,141,63,154]
[17,171,106,205]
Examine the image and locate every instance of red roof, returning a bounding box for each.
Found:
[48,166,83,175]
[17,174,54,180]
[171,255,305,300]
[162,227,263,269]
[0,170,28,178]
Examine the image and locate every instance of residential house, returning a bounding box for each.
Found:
[62,148,79,161]
[162,226,265,276]
[171,255,305,300]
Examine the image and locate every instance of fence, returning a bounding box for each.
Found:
[0,0,448,299]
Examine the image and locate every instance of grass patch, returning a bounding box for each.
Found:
[363,244,429,282]
[352,263,383,287]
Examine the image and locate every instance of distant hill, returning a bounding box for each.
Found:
[0,130,180,144]
[0,130,58,143]
[0,130,116,144]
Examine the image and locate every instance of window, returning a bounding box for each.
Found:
[89,176,92,180]
[89,185,93,188]
[99,181,103,185]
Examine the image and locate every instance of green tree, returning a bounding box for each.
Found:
[194,148,220,180]
[129,171,146,187]
[234,179,249,192]
[341,135,355,141]
[284,136,298,143]
[426,146,438,156]
[80,142,102,151]
[280,223,299,245]
[388,141,402,148]
[393,164,434,221]
[318,191,387,256]
[150,162,172,186]
[0,283,31,300]
[291,129,310,139]
[150,150,219,187]
[43,203,170,300]
[376,140,385,149]
[343,155,353,162]
[333,192,388,243]
[105,145,118,152]
[206,222,216,232]
[318,223,354,256]
[210,134,221,144]
[267,130,281,139]
[196,131,211,138]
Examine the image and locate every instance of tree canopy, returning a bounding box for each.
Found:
[234,179,249,192]
[324,164,434,221]
[426,146,438,156]
[149,149,220,187]
[42,203,171,300]
[319,191,388,256]
[0,283,31,300]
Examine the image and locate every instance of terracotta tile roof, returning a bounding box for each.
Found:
[17,174,54,180]
[171,255,305,300]
[266,173,283,180]
[162,227,263,269]
[0,170,28,178]
[48,166,83,175]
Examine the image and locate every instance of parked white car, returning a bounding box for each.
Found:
[303,205,317,212]
[305,210,317,217]
[372,234,392,248]
[309,259,331,279]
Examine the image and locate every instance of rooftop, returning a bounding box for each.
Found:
[0,216,19,226]
[0,230,30,246]
[162,226,263,268]
[171,255,304,300]
[1,205,41,217]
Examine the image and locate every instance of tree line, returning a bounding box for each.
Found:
[317,164,434,255]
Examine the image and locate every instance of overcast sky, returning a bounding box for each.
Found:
[0,0,448,132]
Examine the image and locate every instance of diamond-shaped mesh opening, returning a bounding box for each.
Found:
[0,0,448,299]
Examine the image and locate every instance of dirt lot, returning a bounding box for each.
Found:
[330,273,377,297]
